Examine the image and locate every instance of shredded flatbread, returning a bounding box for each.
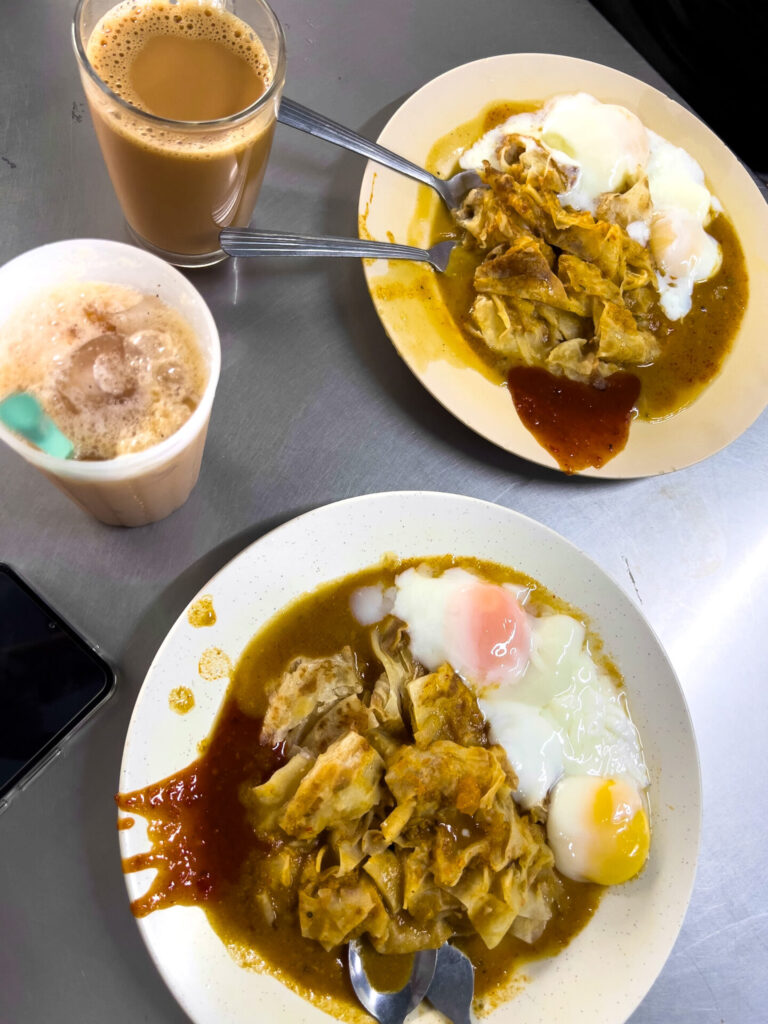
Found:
[453,134,662,382]
[240,616,560,954]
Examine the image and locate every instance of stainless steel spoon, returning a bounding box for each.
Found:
[219,228,457,272]
[426,943,475,1024]
[348,938,438,1024]
[278,97,483,210]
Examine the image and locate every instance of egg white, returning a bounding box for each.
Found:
[480,610,648,807]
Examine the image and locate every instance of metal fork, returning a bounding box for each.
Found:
[277,97,482,210]
[219,229,457,272]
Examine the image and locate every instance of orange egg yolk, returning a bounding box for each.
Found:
[590,779,651,886]
[450,583,531,682]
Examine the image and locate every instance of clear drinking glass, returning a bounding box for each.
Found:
[72,0,286,267]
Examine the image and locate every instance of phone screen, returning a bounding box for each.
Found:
[0,564,115,803]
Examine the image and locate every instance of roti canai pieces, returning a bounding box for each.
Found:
[243,623,558,955]
[440,93,748,472]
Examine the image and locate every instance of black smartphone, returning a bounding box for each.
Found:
[0,564,116,812]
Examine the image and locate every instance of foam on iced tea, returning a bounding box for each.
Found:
[0,283,207,459]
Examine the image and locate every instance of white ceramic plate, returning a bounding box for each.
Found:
[119,491,700,1024]
[358,54,768,477]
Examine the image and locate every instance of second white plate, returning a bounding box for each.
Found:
[118,491,701,1024]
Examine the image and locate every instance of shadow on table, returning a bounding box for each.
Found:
[77,505,313,1022]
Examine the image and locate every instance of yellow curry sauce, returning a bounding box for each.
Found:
[117,556,606,1020]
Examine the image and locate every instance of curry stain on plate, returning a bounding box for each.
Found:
[358,171,377,240]
[117,816,135,831]
[188,594,216,627]
[363,101,540,384]
[367,256,496,379]
[168,685,195,714]
[199,647,233,681]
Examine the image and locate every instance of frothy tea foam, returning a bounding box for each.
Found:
[0,282,207,460]
[88,1,271,123]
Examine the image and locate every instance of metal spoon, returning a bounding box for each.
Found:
[278,97,483,210]
[348,938,437,1024]
[426,943,475,1024]
[219,228,457,272]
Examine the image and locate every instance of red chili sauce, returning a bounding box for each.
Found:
[116,703,283,917]
[508,367,641,473]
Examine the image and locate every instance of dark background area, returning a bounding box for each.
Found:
[589,0,768,176]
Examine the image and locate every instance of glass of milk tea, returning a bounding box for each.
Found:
[0,239,221,526]
[73,0,286,267]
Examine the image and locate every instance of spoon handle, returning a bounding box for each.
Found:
[277,97,451,206]
[219,228,433,264]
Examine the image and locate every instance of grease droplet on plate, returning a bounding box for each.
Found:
[169,685,195,714]
[198,648,232,681]
[188,594,216,627]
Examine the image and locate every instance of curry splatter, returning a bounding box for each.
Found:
[169,685,195,714]
[199,648,233,681]
[188,594,217,627]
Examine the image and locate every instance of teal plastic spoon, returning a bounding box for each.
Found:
[0,393,74,459]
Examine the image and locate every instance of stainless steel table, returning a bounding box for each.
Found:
[1,1,765,1022]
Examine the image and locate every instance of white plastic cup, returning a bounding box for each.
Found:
[0,239,221,526]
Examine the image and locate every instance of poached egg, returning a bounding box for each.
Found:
[352,565,651,886]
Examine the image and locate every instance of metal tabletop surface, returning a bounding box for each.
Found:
[0,1,765,1022]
